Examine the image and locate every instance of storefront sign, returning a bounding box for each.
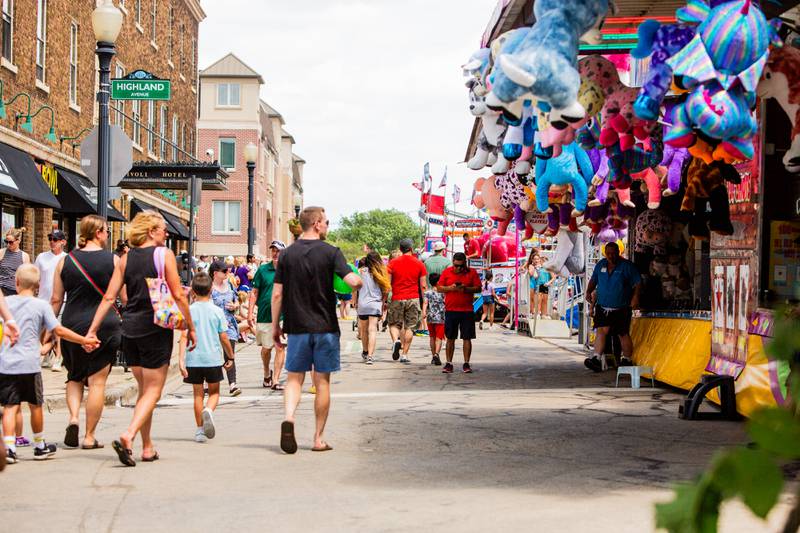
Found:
[39,163,58,195]
[709,257,754,378]
[111,70,171,100]
[453,218,485,229]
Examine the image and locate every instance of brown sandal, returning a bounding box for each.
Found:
[263,371,273,388]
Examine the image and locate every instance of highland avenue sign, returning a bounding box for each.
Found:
[111,70,171,100]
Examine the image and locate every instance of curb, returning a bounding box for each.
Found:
[44,362,181,412]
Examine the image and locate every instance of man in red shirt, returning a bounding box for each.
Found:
[463,233,481,259]
[387,239,427,363]
[437,252,481,373]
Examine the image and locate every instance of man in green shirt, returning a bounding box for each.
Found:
[423,241,451,286]
[249,240,286,390]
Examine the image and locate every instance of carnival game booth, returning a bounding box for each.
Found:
[462,0,800,416]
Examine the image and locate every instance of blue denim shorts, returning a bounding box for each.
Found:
[285,333,341,373]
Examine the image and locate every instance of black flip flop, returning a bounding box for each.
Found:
[141,452,159,462]
[64,423,79,448]
[81,440,104,450]
[112,440,136,467]
[280,421,297,454]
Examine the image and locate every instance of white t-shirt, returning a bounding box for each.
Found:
[1,296,60,374]
[34,250,66,303]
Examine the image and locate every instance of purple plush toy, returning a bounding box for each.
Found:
[659,144,690,196]
[631,20,697,121]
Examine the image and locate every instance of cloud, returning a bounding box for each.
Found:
[198,0,497,223]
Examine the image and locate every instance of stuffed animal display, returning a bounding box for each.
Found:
[757,45,800,173]
[680,158,735,239]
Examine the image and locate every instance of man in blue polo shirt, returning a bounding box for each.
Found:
[584,241,641,372]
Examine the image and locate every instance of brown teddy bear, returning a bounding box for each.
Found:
[680,159,736,239]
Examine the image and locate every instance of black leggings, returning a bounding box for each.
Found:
[226,340,237,385]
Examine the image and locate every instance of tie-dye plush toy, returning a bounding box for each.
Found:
[664,0,781,163]
[757,45,800,173]
[534,142,596,216]
[486,0,610,128]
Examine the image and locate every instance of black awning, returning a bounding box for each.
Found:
[130,198,189,241]
[0,142,60,208]
[159,209,190,241]
[55,167,126,222]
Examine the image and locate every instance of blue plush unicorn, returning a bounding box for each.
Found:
[534,142,596,216]
[486,0,610,129]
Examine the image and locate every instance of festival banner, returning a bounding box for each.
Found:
[420,193,445,215]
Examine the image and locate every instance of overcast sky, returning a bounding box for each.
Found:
[198,0,498,225]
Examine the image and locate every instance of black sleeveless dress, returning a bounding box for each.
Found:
[121,246,174,368]
[61,249,122,382]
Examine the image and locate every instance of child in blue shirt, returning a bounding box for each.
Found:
[179,272,234,443]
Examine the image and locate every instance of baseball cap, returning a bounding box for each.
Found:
[432,241,446,251]
[208,260,229,276]
[270,240,286,250]
[48,230,67,240]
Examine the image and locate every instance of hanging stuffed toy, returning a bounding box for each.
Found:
[630,18,697,121]
[757,45,800,173]
[534,142,595,216]
[664,0,781,163]
[486,0,610,128]
[545,229,586,276]
[659,144,691,196]
[681,158,735,238]
[465,77,507,170]
[634,209,673,256]
[495,169,535,238]
[472,176,512,235]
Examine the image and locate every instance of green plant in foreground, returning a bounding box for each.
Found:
[655,308,800,533]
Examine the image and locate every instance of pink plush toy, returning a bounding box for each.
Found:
[631,166,665,209]
[472,177,512,235]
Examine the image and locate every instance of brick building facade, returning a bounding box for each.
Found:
[0,0,204,258]
[195,53,303,258]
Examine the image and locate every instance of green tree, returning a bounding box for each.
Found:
[329,209,423,255]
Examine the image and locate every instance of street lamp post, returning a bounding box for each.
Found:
[91,0,123,220]
[244,142,258,256]
[293,191,302,219]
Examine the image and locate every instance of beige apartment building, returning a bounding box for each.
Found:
[196,53,303,258]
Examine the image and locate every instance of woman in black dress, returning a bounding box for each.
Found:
[51,215,122,449]
[86,210,195,466]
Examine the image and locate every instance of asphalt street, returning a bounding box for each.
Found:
[3,323,791,532]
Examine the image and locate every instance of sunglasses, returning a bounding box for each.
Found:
[453,263,466,269]
[4,239,15,244]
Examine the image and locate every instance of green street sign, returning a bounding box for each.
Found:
[111,70,171,100]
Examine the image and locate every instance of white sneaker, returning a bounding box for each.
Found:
[366,356,374,365]
[202,408,216,439]
[194,428,207,443]
[399,356,410,364]
[51,356,63,372]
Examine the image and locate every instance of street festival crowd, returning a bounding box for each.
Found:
[0,205,641,467]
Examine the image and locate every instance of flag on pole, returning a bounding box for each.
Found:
[453,184,461,204]
[421,193,446,215]
[412,181,423,192]
[438,166,448,188]
[423,162,432,192]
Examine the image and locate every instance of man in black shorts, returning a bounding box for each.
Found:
[584,242,642,372]
[436,253,481,374]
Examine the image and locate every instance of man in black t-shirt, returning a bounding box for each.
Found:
[272,206,361,454]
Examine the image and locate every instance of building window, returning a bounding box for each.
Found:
[191,37,196,83]
[171,114,178,159]
[150,0,156,41]
[35,0,46,82]
[179,23,184,73]
[147,101,155,154]
[180,124,185,154]
[219,138,236,169]
[216,83,240,107]
[69,22,78,104]
[159,105,167,160]
[131,99,141,146]
[135,0,141,24]
[2,0,13,62]
[114,64,125,127]
[212,201,241,234]
[167,7,173,61]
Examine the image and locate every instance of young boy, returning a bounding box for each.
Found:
[1,264,98,464]
[179,272,235,443]
[422,273,445,366]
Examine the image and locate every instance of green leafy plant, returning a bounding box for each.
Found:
[328,209,423,255]
[655,308,800,533]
